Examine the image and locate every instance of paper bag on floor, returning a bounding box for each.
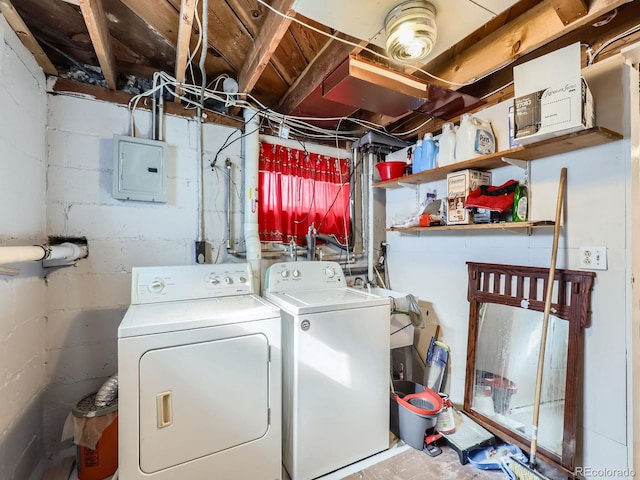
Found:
[61,411,118,450]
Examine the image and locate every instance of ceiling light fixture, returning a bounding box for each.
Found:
[385,0,437,63]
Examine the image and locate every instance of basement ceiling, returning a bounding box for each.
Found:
[2,0,638,140]
[292,0,521,61]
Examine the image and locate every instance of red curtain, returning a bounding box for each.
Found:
[258,142,351,245]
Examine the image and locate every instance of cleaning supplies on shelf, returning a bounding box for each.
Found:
[513,182,529,222]
[405,145,416,175]
[455,113,475,162]
[473,117,496,156]
[423,132,438,171]
[455,114,496,162]
[414,133,437,173]
[437,122,456,167]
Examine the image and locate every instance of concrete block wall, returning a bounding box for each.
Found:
[44,94,243,454]
[0,14,48,480]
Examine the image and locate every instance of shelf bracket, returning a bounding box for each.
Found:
[501,157,528,169]
[397,181,419,190]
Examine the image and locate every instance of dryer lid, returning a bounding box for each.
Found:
[265,287,389,315]
[118,294,280,338]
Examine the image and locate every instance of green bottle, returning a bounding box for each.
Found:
[513,184,528,222]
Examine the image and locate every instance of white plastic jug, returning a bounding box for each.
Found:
[473,118,496,156]
[454,113,476,162]
[436,122,455,167]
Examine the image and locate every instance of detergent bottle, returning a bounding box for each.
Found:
[455,113,476,162]
[421,133,437,171]
[437,122,455,167]
[411,139,423,174]
[473,118,496,156]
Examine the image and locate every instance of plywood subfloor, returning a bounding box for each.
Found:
[341,446,503,480]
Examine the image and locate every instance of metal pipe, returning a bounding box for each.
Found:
[225,158,233,251]
[243,108,262,291]
[367,150,375,283]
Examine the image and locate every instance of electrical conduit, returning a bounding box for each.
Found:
[243,108,261,291]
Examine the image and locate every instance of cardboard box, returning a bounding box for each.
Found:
[513,77,594,144]
[446,169,492,225]
[513,42,595,144]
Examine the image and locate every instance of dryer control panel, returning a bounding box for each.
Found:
[131,263,254,304]
[265,261,346,292]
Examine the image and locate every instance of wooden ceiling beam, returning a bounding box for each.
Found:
[0,0,58,75]
[237,0,296,94]
[174,0,197,101]
[78,0,117,89]
[421,0,632,89]
[119,0,230,79]
[549,0,588,25]
[277,34,368,114]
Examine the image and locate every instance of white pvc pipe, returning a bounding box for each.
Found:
[0,246,47,265]
[0,243,84,266]
[243,108,262,291]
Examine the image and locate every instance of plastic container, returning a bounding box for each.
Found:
[390,380,443,450]
[409,140,423,174]
[421,133,437,172]
[73,392,119,480]
[437,122,456,167]
[376,161,406,181]
[473,118,496,156]
[455,113,476,162]
[513,183,528,222]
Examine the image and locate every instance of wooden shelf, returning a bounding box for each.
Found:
[387,221,555,234]
[373,127,623,189]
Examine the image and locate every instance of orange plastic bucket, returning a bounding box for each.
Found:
[73,392,119,480]
[77,416,118,480]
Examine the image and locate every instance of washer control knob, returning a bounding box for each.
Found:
[281,270,290,278]
[207,275,220,285]
[239,276,247,283]
[224,277,233,284]
[292,269,301,278]
[325,267,336,278]
[148,278,165,293]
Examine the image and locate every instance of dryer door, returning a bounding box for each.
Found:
[138,333,270,473]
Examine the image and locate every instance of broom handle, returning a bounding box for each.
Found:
[530,167,567,467]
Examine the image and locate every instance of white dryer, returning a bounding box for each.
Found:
[118,264,281,480]
[264,261,390,480]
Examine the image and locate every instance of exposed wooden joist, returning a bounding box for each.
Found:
[119,0,230,78]
[278,34,367,114]
[50,78,244,129]
[549,0,588,25]
[78,0,117,89]
[237,0,296,93]
[0,0,58,75]
[422,0,632,88]
[174,0,197,101]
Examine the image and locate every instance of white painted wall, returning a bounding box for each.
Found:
[384,58,633,476]
[44,94,244,454]
[0,14,48,480]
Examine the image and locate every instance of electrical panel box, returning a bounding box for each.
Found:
[113,135,167,202]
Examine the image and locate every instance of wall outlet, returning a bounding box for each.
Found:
[580,246,607,270]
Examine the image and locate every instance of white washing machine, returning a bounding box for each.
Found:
[118,264,281,480]
[264,261,390,480]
